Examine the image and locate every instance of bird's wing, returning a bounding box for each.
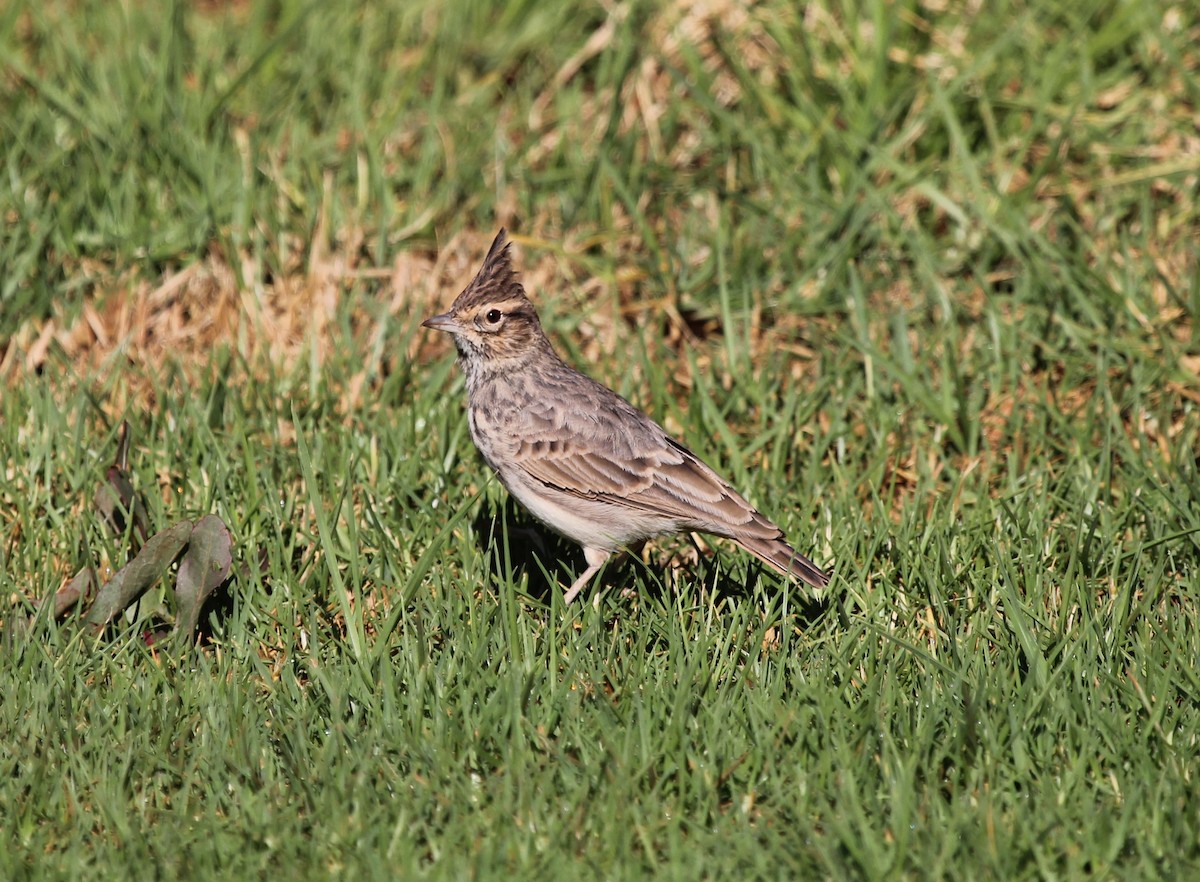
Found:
[508,393,780,540]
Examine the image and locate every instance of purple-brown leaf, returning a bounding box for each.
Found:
[95,421,149,545]
[85,521,194,633]
[46,566,98,619]
[175,515,233,638]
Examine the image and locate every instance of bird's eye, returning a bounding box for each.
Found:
[484,309,503,324]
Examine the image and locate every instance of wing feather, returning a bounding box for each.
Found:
[508,396,777,539]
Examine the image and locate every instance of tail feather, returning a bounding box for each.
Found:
[734,534,830,589]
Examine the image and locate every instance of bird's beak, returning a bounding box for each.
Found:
[421,312,460,333]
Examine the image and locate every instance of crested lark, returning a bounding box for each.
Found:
[423,229,830,606]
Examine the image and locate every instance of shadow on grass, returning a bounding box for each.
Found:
[471,497,588,605]
[471,497,834,628]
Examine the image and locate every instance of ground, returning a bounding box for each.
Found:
[1,1,1198,879]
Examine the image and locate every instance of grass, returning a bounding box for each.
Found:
[2,0,1199,878]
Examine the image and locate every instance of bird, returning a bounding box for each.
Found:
[422,229,830,606]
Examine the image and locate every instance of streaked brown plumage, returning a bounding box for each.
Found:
[423,229,830,606]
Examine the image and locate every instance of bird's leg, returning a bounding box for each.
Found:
[562,546,610,606]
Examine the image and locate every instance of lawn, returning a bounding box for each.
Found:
[2,0,1199,878]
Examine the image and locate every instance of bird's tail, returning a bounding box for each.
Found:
[735,534,830,589]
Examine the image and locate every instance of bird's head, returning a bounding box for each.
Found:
[422,229,550,377]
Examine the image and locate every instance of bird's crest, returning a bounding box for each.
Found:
[452,228,525,310]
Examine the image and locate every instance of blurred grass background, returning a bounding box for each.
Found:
[2,0,1199,878]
